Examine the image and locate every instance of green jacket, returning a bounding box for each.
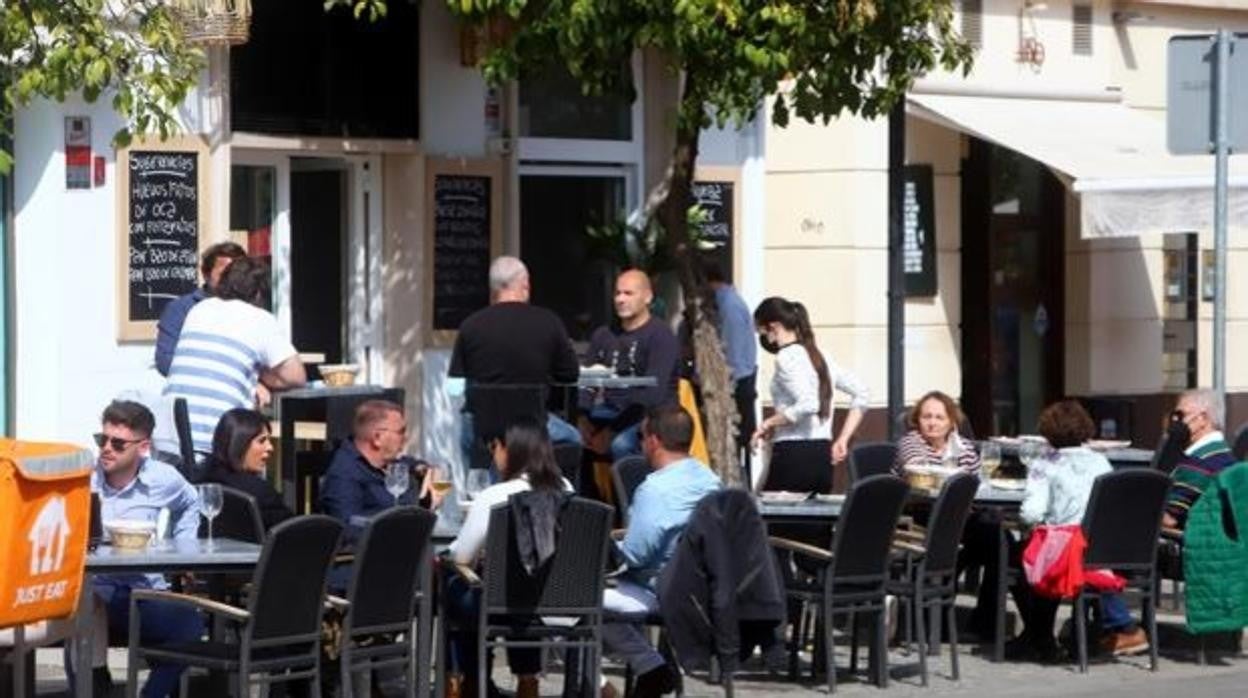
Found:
[1184,462,1248,634]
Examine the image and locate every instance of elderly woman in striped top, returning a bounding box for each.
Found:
[893,390,981,474]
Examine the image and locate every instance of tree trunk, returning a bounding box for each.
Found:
[657,70,742,487]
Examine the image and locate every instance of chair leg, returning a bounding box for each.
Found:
[1144,591,1159,672]
[340,644,353,698]
[1075,594,1088,674]
[478,636,489,698]
[126,601,141,698]
[848,611,859,675]
[928,597,941,659]
[875,609,889,689]
[788,602,804,681]
[946,600,960,681]
[914,593,928,687]
[824,607,837,695]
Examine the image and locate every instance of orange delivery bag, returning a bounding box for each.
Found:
[0,439,93,629]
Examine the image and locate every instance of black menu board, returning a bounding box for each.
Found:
[903,164,937,297]
[127,150,200,321]
[692,179,734,282]
[432,174,492,330]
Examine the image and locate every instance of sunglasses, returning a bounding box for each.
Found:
[93,433,145,452]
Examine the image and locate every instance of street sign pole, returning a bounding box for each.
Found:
[1213,29,1232,400]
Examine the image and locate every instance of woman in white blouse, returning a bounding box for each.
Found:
[751,296,869,493]
[443,418,571,698]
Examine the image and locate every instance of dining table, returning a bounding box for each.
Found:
[74,538,263,698]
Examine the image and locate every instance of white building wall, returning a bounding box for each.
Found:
[13,81,215,445]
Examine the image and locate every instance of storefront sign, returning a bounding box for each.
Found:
[903,164,937,297]
[692,179,734,282]
[64,117,91,190]
[424,158,503,344]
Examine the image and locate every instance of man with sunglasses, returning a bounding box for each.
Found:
[79,400,203,697]
[1162,389,1239,530]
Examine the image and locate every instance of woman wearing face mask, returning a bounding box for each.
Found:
[752,297,869,493]
[198,408,292,531]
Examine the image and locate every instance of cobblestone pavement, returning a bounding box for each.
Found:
[29,597,1248,697]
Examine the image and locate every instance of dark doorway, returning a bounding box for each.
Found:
[962,139,1066,437]
[290,162,347,364]
[519,174,625,341]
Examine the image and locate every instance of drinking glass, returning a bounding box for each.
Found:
[385,461,410,507]
[197,483,223,549]
[1018,441,1045,474]
[430,465,454,498]
[980,442,1002,480]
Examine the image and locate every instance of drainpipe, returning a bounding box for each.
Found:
[887,101,906,441]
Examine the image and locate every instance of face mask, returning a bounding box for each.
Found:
[758,334,781,355]
[1167,415,1192,448]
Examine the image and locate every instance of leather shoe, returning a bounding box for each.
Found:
[632,663,678,698]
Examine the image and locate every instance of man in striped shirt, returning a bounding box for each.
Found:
[1162,388,1239,530]
[164,257,306,455]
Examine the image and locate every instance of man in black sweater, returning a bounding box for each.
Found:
[450,257,582,470]
[584,269,679,462]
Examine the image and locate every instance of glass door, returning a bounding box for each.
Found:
[518,166,631,341]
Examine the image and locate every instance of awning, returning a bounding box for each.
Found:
[907,92,1248,239]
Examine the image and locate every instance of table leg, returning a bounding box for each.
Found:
[994,518,1007,662]
[73,575,94,698]
[415,559,432,698]
[280,409,297,512]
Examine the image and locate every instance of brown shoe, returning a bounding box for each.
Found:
[516,675,540,698]
[1099,628,1149,656]
[444,673,464,698]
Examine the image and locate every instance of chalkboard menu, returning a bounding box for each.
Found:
[692,179,734,282]
[127,150,200,321]
[432,174,492,330]
[903,164,937,297]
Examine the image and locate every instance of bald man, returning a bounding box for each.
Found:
[583,270,680,462]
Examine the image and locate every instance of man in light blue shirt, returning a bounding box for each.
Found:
[83,401,204,697]
[706,262,757,478]
[603,404,721,697]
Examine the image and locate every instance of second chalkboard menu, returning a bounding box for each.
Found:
[424,158,503,342]
[692,175,736,282]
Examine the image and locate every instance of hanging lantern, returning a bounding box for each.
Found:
[172,0,252,47]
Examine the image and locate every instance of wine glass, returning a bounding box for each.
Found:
[385,461,410,507]
[197,483,223,549]
[429,465,454,498]
[980,442,1002,480]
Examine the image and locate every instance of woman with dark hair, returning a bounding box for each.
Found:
[893,390,980,474]
[751,296,868,492]
[444,418,572,698]
[199,408,293,531]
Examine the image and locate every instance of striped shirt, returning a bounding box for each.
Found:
[1166,432,1238,529]
[893,430,981,474]
[163,298,296,453]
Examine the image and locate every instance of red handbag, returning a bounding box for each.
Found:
[1022,524,1125,599]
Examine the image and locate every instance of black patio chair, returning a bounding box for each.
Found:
[887,472,979,686]
[1233,422,1248,461]
[611,456,651,525]
[454,497,613,698]
[331,505,436,698]
[126,515,344,698]
[553,442,583,493]
[848,443,897,484]
[199,486,265,544]
[770,474,910,693]
[1072,469,1171,673]
[173,397,201,479]
[1150,429,1184,473]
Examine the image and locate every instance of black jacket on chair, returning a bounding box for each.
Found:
[657,488,786,674]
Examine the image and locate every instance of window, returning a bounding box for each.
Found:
[231,0,419,138]
[519,67,633,141]
[1072,5,1093,56]
[961,0,983,50]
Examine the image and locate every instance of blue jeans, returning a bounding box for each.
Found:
[441,565,540,679]
[1100,593,1134,632]
[460,411,582,478]
[101,583,205,697]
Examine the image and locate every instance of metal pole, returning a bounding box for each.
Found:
[1213,29,1231,400]
[887,100,906,441]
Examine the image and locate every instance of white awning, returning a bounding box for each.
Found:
[907,92,1248,239]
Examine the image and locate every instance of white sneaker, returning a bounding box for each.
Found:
[886,594,899,644]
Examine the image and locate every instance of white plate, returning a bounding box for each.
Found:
[759,491,810,505]
[988,478,1026,491]
[1086,439,1132,451]
[814,494,846,504]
